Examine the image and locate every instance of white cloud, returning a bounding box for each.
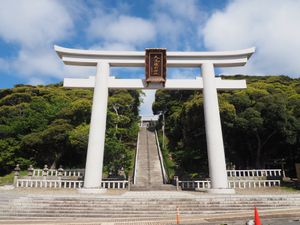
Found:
[153,0,200,22]
[27,77,46,86]
[88,15,156,48]
[150,0,205,50]
[0,0,86,84]
[13,49,63,77]
[202,0,300,77]
[140,90,156,116]
[0,0,73,48]
[10,47,96,84]
[152,13,184,48]
[89,42,136,51]
[168,68,200,79]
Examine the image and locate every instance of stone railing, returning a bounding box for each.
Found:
[179,180,211,190]
[154,130,169,184]
[16,179,83,189]
[179,179,281,190]
[101,180,128,189]
[227,169,283,177]
[132,132,140,185]
[32,169,84,177]
[14,164,128,189]
[16,179,128,189]
[29,165,84,177]
[229,180,281,189]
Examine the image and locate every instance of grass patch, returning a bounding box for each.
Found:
[0,171,27,186]
[157,130,175,181]
[280,185,300,192]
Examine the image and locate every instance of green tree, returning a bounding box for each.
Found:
[153,76,300,178]
[0,84,141,176]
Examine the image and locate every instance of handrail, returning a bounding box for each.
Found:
[227,169,283,177]
[32,169,84,177]
[132,131,140,185]
[16,179,128,189]
[179,179,281,190]
[155,129,169,184]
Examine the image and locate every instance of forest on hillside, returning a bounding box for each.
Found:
[0,75,299,179]
[153,76,300,178]
[0,84,141,176]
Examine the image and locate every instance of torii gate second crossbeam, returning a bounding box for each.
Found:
[55,45,255,194]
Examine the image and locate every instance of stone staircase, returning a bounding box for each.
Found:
[132,127,175,191]
[0,192,300,221]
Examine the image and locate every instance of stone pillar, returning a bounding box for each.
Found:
[58,165,64,179]
[27,165,34,177]
[82,61,109,192]
[201,63,234,194]
[13,164,20,186]
[43,165,48,176]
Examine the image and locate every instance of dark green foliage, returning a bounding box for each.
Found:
[153,76,300,178]
[0,84,140,176]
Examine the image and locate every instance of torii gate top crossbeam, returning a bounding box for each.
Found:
[54,45,255,68]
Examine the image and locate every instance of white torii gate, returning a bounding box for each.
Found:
[55,45,255,194]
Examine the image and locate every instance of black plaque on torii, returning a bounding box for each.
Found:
[145,48,167,86]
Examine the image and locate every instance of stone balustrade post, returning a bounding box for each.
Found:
[173,176,179,191]
[127,175,131,191]
[58,165,64,180]
[27,165,34,178]
[13,164,20,186]
[43,165,48,179]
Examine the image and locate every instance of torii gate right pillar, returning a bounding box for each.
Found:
[202,63,234,194]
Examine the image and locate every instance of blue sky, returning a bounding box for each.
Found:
[0,0,300,115]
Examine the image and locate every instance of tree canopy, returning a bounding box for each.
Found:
[0,84,141,176]
[153,76,300,178]
[0,75,299,179]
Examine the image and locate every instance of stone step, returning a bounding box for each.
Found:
[0,207,267,213]
[4,197,299,202]
[3,199,291,204]
[1,193,300,220]
[134,127,165,189]
[0,208,297,219]
[0,214,174,218]
[5,199,291,203]
[3,202,297,208]
[10,195,300,199]
[3,202,299,208]
[2,202,294,206]
[2,205,296,211]
[0,207,289,215]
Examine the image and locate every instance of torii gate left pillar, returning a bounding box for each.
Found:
[55,45,255,193]
[83,62,109,190]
